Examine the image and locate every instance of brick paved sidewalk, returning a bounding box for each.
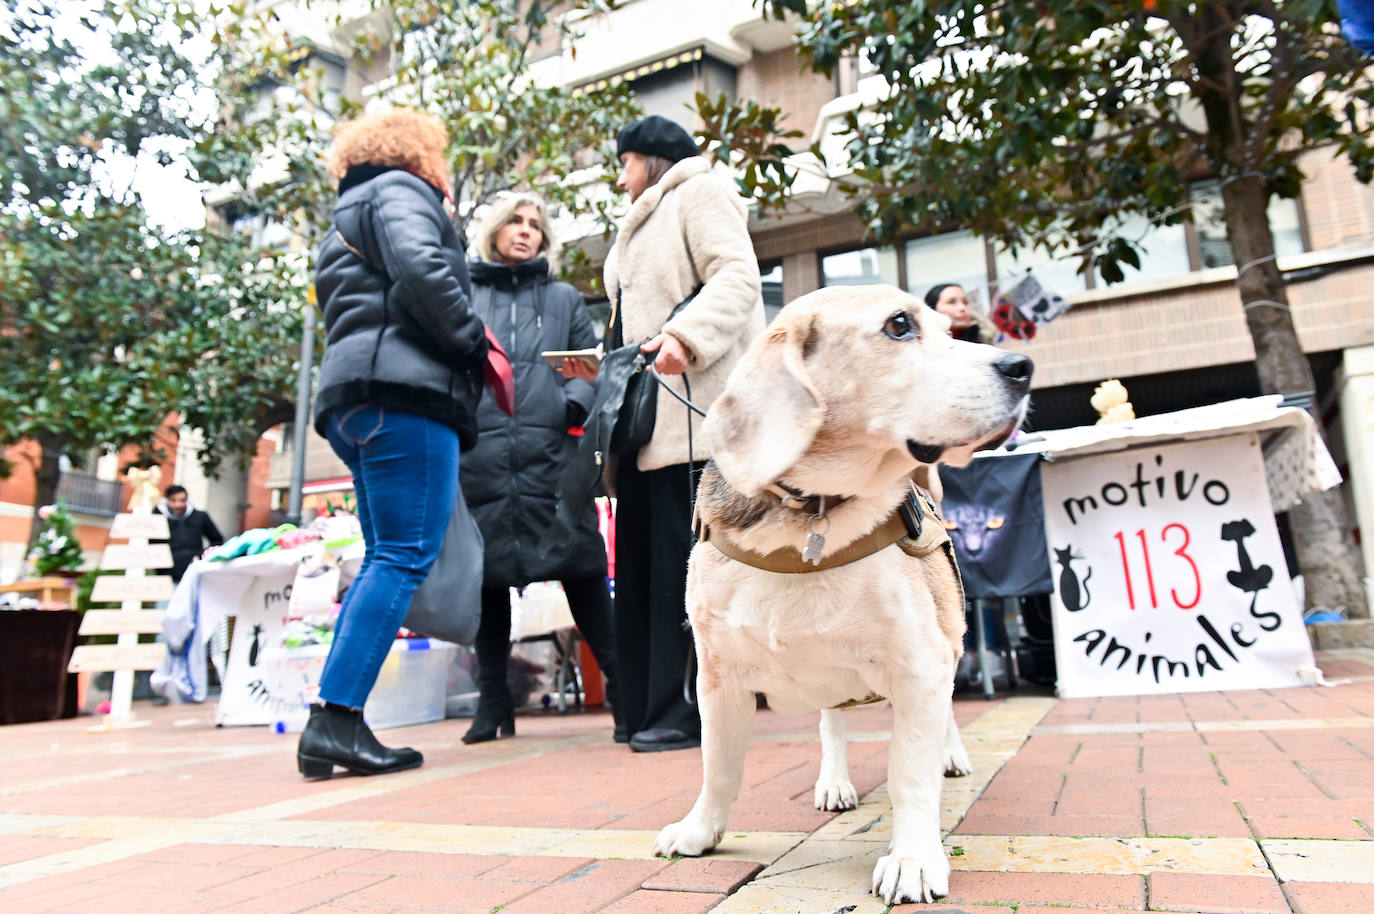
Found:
[2,649,1373,913]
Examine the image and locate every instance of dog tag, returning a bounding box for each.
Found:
[802,531,826,565]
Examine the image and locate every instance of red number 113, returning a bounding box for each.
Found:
[1113,524,1201,610]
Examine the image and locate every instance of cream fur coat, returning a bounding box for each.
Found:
[604,157,765,471]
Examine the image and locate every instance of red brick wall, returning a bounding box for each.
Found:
[240,433,278,532]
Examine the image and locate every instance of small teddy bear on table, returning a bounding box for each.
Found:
[1090,378,1136,425]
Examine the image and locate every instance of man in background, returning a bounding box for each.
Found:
[156,484,225,584]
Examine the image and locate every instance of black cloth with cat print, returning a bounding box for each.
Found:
[938,453,1053,599]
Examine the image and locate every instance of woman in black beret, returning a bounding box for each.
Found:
[575,115,765,752]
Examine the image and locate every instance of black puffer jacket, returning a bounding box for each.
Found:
[460,258,605,587]
[313,165,488,449]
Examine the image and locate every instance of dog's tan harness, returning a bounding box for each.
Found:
[695,484,963,710]
[696,485,955,573]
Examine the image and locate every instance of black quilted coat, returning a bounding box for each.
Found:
[313,165,488,449]
[460,258,607,587]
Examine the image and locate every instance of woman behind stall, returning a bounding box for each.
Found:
[592,115,764,752]
[924,282,997,344]
[300,109,488,779]
[459,193,620,743]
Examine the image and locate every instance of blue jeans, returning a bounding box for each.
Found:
[318,404,461,708]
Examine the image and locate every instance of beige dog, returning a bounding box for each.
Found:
[653,285,1032,904]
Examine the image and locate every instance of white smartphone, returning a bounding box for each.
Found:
[539,347,603,370]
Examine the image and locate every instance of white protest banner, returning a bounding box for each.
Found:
[1041,433,1314,698]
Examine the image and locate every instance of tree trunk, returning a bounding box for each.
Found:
[29,432,65,551]
[1184,8,1369,619]
[1219,174,1369,618]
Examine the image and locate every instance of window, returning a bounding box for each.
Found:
[760,262,784,324]
[1093,212,1191,286]
[1190,179,1305,270]
[906,230,991,313]
[821,246,899,287]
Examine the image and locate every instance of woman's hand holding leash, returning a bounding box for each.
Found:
[642,333,691,375]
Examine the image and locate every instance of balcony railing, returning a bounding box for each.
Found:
[55,472,124,517]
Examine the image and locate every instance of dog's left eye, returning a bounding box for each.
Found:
[882,311,917,341]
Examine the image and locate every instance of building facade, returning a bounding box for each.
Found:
[272,0,1373,593]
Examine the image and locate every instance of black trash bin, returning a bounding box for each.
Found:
[0,609,80,724]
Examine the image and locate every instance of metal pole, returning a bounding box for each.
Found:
[285,304,315,526]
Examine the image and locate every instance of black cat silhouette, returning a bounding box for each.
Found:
[1054,545,1092,612]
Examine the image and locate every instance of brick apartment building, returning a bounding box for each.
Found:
[250,0,1373,592]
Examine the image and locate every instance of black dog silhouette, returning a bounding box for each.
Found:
[1221,519,1272,593]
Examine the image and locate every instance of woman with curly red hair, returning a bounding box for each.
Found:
[298,109,488,779]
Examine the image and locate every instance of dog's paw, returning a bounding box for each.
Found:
[813,776,859,811]
[943,744,973,778]
[653,817,722,858]
[870,846,951,904]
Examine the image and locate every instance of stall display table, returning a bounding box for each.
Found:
[977,396,1338,698]
[0,576,78,609]
[153,542,364,725]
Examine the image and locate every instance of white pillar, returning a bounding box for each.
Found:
[1335,345,1374,608]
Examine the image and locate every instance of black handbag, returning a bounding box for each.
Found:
[537,285,700,555]
[606,285,699,455]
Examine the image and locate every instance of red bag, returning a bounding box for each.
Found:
[483,325,515,416]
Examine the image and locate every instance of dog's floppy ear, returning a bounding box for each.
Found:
[705,314,823,496]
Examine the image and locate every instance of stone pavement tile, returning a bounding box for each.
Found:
[78,860,263,893]
[1215,759,1308,784]
[1144,782,1235,800]
[1250,815,1370,839]
[950,835,1268,877]
[480,855,596,884]
[1141,747,1220,773]
[1012,734,1082,766]
[598,889,726,914]
[943,870,1146,907]
[1261,838,1374,883]
[1071,745,1143,769]
[0,880,114,912]
[43,886,228,914]
[1265,731,1370,759]
[331,850,508,879]
[1286,880,1374,914]
[0,835,99,866]
[953,812,1144,837]
[641,858,763,894]
[978,772,1064,800]
[1057,783,1144,816]
[963,798,1057,816]
[498,859,673,914]
[1145,797,1250,839]
[197,873,391,914]
[1146,872,1288,913]
[330,874,534,913]
[1017,909,1151,914]
[1239,797,1374,819]
[707,883,887,913]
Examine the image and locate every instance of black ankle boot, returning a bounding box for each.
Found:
[296,703,423,779]
[462,696,514,744]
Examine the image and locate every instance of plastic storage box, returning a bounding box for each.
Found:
[262,638,456,731]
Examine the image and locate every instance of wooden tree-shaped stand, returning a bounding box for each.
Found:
[67,470,174,732]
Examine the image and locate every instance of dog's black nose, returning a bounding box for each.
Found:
[995,353,1033,390]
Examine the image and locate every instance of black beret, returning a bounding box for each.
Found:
[616,115,700,164]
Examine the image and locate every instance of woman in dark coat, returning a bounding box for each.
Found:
[460,192,619,743]
[301,109,488,779]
